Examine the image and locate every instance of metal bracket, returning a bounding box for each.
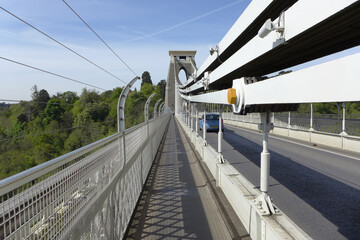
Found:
[254,194,277,215]
[218,154,224,163]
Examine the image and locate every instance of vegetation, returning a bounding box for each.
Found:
[0,73,164,180]
[297,102,360,115]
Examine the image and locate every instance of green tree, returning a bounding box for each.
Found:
[43,99,64,125]
[141,71,152,87]
[157,80,166,99]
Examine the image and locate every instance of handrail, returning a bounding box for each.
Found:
[0,114,171,240]
[0,132,121,194]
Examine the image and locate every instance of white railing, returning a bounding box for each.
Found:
[0,113,171,240]
[223,112,360,136]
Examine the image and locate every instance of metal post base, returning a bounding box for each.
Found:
[218,154,224,163]
[254,193,277,215]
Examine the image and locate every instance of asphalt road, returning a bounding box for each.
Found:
[192,121,360,240]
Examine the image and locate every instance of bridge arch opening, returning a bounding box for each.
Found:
[178,68,187,84]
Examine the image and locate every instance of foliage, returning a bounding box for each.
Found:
[141,71,152,87]
[0,79,165,180]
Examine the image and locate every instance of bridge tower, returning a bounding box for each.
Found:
[165,50,197,114]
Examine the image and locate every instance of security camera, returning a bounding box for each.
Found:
[258,19,274,38]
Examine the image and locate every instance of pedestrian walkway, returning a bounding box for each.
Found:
[125,116,250,240]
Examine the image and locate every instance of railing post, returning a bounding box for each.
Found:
[144,93,156,122]
[117,77,139,168]
[117,77,140,132]
[310,103,314,131]
[341,102,347,135]
[190,102,193,131]
[218,105,224,163]
[159,102,165,116]
[255,111,275,215]
[195,108,199,136]
[287,111,291,128]
[203,106,207,145]
[154,99,162,118]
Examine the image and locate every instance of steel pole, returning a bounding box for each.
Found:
[218,105,224,163]
[195,109,198,135]
[310,103,314,131]
[203,106,207,143]
[342,102,347,135]
[260,112,271,195]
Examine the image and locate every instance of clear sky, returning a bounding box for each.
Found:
[0,0,251,101]
[1,0,359,102]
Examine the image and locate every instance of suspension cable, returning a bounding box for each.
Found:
[0,56,107,91]
[62,0,139,78]
[0,6,127,85]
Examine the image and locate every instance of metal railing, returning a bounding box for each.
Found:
[223,112,360,136]
[0,113,171,240]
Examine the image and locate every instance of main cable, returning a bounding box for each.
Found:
[0,6,127,85]
[62,0,139,78]
[0,56,107,91]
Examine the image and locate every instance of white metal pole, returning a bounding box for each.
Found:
[288,111,291,128]
[260,112,271,195]
[342,102,346,134]
[195,109,199,135]
[310,103,314,131]
[203,106,207,142]
[190,103,194,130]
[218,105,224,163]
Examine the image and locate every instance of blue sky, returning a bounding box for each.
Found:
[1,0,359,102]
[0,0,250,100]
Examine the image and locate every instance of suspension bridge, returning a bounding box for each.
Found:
[1,0,360,239]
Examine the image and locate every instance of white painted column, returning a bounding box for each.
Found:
[259,111,273,195]
[342,102,347,135]
[288,111,291,128]
[310,103,314,131]
[195,109,199,136]
[190,103,193,130]
[218,105,224,163]
[203,106,207,144]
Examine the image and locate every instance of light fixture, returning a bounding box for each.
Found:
[209,45,219,56]
[258,11,285,39]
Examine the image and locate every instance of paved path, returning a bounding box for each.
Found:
[125,117,250,240]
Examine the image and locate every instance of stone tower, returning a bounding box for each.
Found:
[165,50,197,114]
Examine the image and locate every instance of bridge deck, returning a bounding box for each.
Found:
[125,116,250,240]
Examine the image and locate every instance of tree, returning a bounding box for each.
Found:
[42,99,64,125]
[31,86,50,116]
[141,71,152,87]
[157,80,166,99]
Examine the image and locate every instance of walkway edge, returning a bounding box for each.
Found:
[175,118,250,240]
[176,116,312,240]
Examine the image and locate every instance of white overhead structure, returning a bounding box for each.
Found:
[144,93,157,122]
[178,0,360,216]
[118,77,140,132]
[181,0,359,94]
